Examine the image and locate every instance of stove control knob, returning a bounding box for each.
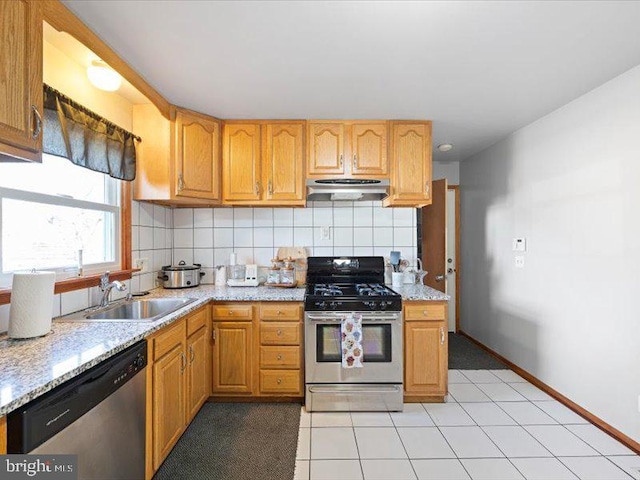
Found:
[379,302,387,310]
[315,301,326,310]
[329,301,337,310]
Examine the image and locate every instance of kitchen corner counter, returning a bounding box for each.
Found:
[393,284,450,301]
[0,285,305,417]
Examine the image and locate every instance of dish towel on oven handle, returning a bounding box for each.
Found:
[341,313,363,368]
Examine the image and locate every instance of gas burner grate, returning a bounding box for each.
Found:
[313,284,344,296]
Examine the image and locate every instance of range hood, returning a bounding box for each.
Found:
[306,178,390,202]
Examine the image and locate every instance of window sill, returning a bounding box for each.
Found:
[0,269,141,306]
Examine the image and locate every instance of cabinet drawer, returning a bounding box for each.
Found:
[260,323,301,345]
[212,304,253,321]
[259,303,301,321]
[404,304,446,321]
[187,306,209,336]
[260,346,301,369]
[153,319,186,360]
[259,370,301,394]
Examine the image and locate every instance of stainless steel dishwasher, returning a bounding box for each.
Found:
[7,340,147,480]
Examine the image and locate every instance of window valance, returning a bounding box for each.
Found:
[42,84,139,181]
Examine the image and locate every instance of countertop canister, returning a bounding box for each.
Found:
[8,270,56,339]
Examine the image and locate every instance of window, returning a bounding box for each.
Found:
[0,154,121,286]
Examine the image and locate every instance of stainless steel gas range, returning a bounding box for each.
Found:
[304,256,403,412]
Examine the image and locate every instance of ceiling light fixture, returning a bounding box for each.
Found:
[437,143,454,152]
[87,60,122,92]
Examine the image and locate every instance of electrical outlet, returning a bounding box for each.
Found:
[515,256,525,268]
[320,226,331,240]
[134,258,149,273]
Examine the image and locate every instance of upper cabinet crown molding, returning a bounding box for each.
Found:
[0,0,43,162]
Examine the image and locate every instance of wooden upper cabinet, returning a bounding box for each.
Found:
[222,123,261,202]
[384,121,432,207]
[307,122,344,176]
[351,122,388,176]
[133,105,222,205]
[175,110,221,200]
[0,0,42,162]
[262,123,305,205]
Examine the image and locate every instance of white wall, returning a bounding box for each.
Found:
[433,161,460,184]
[460,65,640,442]
[168,202,418,283]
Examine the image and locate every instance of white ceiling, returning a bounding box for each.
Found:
[62,1,640,162]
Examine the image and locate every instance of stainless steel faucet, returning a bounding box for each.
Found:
[99,271,127,308]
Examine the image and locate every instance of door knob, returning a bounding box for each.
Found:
[435,275,445,282]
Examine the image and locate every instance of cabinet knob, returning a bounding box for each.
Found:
[277,354,283,361]
[276,310,282,315]
[228,310,234,315]
[276,329,283,336]
[277,378,282,384]
[423,310,428,316]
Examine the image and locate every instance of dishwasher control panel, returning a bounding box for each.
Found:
[114,352,147,386]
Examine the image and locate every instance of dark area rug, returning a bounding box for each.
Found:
[154,402,300,480]
[449,333,508,370]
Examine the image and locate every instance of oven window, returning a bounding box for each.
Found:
[316,324,392,362]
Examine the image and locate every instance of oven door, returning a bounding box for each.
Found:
[304,311,403,384]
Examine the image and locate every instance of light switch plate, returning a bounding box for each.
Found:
[320,226,331,240]
[134,258,149,273]
[515,256,525,268]
[513,238,527,252]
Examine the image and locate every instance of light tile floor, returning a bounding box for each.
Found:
[295,369,640,480]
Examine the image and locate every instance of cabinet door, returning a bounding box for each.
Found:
[404,321,446,395]
[175,110,221,200]
[386,122,432,206]
[186,326,208,422]
[307,122,344,175]
[223,123,261,201]
[153,345,186,470]
[351,123,388,176]
[263,123,305,204]
[212,322,253,394]
[0,0,42,161]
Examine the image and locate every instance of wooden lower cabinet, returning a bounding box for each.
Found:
[403,301,448,402]
[153,343,186,468]
[211,321,254,394]
[0,415,6,454]
[147,305,211,478]
[211,302,303,398]
[186,325,209,420]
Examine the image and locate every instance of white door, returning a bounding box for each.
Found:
[446,189,457,331]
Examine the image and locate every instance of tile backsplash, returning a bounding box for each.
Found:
[1,201,417,332]
[169,201,418,284]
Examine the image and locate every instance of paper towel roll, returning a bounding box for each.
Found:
[9,271,56,339]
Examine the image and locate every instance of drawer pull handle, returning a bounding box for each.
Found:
[423,310,428,316]
[228,310,234,315]
[276,329,283,336]
[276,354,283,361]
[276,310,282,315]
[277,378,282,384]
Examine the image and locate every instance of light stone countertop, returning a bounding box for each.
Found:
[0,283,446,416]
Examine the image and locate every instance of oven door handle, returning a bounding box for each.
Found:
[305,314,401,323]
[308,386,402,394]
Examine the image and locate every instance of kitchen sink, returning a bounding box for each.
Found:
[61,298,198,322]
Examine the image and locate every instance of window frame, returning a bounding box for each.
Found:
[0,182,133,306]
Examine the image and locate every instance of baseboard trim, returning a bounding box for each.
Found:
[458,329,640,454]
